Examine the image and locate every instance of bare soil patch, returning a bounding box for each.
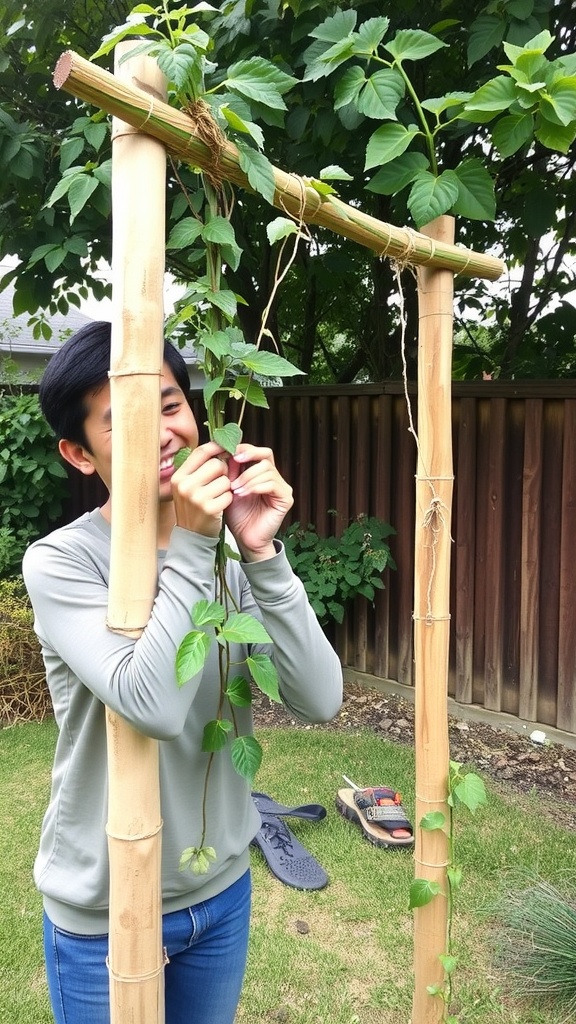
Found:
[253,681,576,830]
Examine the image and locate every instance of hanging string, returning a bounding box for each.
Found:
[393,258,454,623]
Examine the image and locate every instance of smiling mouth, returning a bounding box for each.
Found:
[159,456,174,472]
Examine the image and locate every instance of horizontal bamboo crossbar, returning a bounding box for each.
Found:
[53,50,504,281]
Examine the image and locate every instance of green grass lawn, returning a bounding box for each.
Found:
[1,719,573,1023]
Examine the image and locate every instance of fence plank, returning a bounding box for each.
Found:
[454,397,476,704]
[519,399,543,722]
[484,398,506,711]
[558,400,576,733]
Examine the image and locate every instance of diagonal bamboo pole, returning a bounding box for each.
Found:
[52,49,504,282]
[411,216,455,1024]
[105,43,167,1024]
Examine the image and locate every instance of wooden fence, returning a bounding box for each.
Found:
[59,380,576,735]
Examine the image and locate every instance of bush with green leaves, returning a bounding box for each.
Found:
[0,391,69,576]
[281,515,396,625]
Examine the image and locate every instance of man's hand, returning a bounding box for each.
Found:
[226,444,294,561]
[171,441,232,537]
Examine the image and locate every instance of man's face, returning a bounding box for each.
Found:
[78,363,199,502]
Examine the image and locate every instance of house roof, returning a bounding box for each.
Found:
[0,265,91,356]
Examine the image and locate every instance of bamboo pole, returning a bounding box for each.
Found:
[105,43,167,1024]
[411,216,455,1024]
[52,49,504,282]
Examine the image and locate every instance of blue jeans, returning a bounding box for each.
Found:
[43,870,251,1024]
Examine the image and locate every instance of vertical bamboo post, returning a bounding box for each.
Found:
[105,42,167,1024]
[411,216,455,1024]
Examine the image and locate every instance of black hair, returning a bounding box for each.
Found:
[39,321,191,449]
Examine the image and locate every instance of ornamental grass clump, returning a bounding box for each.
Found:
[492,875,576,1021]
[0,576,50,724]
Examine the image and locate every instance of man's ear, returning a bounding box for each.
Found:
[58,438,96,476]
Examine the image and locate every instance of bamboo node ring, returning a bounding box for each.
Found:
[414,859,451,869]
[107,369,162,379]
[106,951,169,983]
[415,474,454,482]
[106,820,163,842]
[412,614,451,622]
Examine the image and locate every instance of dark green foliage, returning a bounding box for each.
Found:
[0,392,68,575]
[282,515,396,624]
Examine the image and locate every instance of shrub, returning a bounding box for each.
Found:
[0,576,51,724]
[0,390,69,576]
[281,514,396,625]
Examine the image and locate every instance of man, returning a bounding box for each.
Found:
[23,321,342,1024]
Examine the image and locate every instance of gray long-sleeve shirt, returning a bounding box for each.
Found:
[23,509,343,933]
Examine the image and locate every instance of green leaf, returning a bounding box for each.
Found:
[201,718,233,752]
[91,18,158,60]
[59,137,85,172]
[206,288,237,320]
[237,142,276,206]
[156,40,207,94]
[246,653,281,702]
[352,16,390,55]
[384,29,446,63]
[220,612,272,645]
[225,675,253,707]
[447,864,463,891]
[320,165,353,181]
[420,810,446,831]
[45,247,67,273]
[203,374,224,407]
[439,953,458,975]
[241,350,304,378]
[452,771,487,813]
[421,92,473,116]
[463,76,517,118]
[535,116,576,153]
[358,68,405,120]
[365,152,429,195]
[266,217,299,245]
[200,331,233,358]
[409,878,442,910]
[231,376,269,409]
[83,121,108,151]
[309,9,357,43]
[467,15,506,66]
[407,170,459,227]
[174,447,192,470]
[503,29,554,65]
[450,158,496,221]
[540,76,576,127]
[224,57,297,111]
[364,123,420,170]
[202,216,237,246]
[231,734,263,784]
[220,106,265,149]
[166,219,203,250]
[67,175,99,224]
[491,110,534,156]
[213,421,242,455]
[179,844,217,874]
[176,629,212,686]
[192,599,226,628]
[334,66,365,111]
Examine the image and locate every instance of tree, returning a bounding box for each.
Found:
[0,0,574,379]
